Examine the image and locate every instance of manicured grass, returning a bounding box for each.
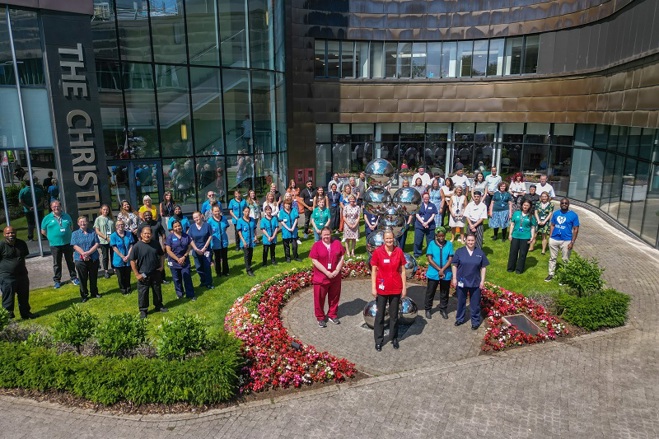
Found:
[19,224,560,333]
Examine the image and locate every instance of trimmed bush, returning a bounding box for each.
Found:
[0,308,10,332]
[0,335,242,405]
[52,305,98,351]
[157,314,208,360]
[96,313,147,357]
[555,254,604,297]
[556,288,630,331]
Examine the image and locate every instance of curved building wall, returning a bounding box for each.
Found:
[287,0,659,247]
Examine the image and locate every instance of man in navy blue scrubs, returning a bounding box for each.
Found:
[413,192,437,257]
[451,234,489,330]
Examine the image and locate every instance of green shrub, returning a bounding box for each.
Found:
[96,313,147,357]
[157,314,208,360]
[25,327,53,349]
[555,253,604,297]
[0,308,10,332]
[0,335,242,405]
[556,288,630,330]
[52,305,98,351]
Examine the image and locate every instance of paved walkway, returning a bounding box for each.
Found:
[2,205,659,438]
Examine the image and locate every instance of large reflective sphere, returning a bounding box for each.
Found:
[377,205,407,238]
[398,297,418,325]
[366,230,385,253]
[392,187,422,215]
[404,253,418,279]
[363,300,389,329]
[363,186,392,216]
[364,159,395,186]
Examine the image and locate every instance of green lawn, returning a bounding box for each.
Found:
[17,224,560,334]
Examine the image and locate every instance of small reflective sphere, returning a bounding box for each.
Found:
[392,187,422,215]
[363,186,392,215]
[363,300,389,329]
[403,253,418,279]
[398,297,418,324]
[364,159,395,186]
[377,205,407,238]
[366,230,385,253]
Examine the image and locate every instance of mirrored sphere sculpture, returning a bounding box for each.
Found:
[398,297,418,324]
[392,187,422,215]
[363,186,392,216]
[364,158,395,186]
[377,206,407,238]
[403,253,418,279]
[363,300,389,329]
[366,230,385,253]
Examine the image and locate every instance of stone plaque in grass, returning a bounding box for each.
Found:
[503,314,544,336]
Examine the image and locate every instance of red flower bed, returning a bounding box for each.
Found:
[415,266,568,351]
[225,261,369,393]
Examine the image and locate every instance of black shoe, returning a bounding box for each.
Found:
[8,312,15,319]
[247,270,255,276]
[92,294,102,299]
[507,269,514,273]
[81,297,88,303]
[286,258,291,263]
[271,260,277,265]
[159,307,168,313]
[392,339,399,349]
[425,310,432,319]
[472,324,481,330]
[190,297,197,302]
[454,320,466,326]
[318,319,327,328]
[294,258,301,262]
[375,344,382,352]
[139,311,147,319]
[22,312,39,319]
[515,270,522,275]
[104,271,111,279]
[440,310,449,319]
[492,236,498,241]
[162,279,170,284]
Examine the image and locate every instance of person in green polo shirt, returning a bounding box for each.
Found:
[41,200,78,289]
[18,179,44,241]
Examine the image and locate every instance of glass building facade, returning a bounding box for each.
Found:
[91,0,287,211]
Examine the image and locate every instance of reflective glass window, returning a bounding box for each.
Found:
[22,89,54,148]
[252,70,276,155]
[123,63,159,158]
[427,42,441,78]
[397,42,412,78]
[91,0,118,59]
[314,40,326,77]
[370,41,384,78]
[327,41,340,78]
[186,0,220,66]
[458,41,473,77]
[440,42,457,78]
[384,42,397,78]
[523,35,540,74]
[316,124,331,143]
[626,162,648,234]
[341,41,355,78]
[9,9,45,86]
[504,37,523,75]
[275,72,286,152]
[97,61,125,159]
[627,127,642,157]
[412,42,427,78]
[487,39,504,76]
[149,0,187,64]
[639,128,655,161]
[219,0,247,68]
[0,6,13,86]
[156,65,191,157]
[116,0,152,62]
[357,42,369,78]
[249,0,274,70]
[472,40,488,77]
[190,67,223,156]
[222,68,250,155]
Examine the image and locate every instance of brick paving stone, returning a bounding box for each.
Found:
[1,206,659,438]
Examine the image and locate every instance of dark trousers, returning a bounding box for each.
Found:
[374,294,401,345]
[75,259,99,298]
[1,277,31,317]
[425,278,451,311]
[413,227,434,257]
[303,208,312,234]
[243,247,254,273]
[171,264,195,298]
[282,238,298,261]
[115,266,132,293]
[192,251,212,287]
[329,206,340,231]
[212,248,229,276]
[233,224,241,250]
[262,243,276,264]
[51,244,77,283]
[484,194,493,210]
[137,270,163,311]
[507,238,530,273]
[99,243,112,272]
[456,285,482,326]
[25,210,42,240]
[397,228,408,252]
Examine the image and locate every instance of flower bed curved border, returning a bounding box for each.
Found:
[224,260,369,393]
[415,267,569,352]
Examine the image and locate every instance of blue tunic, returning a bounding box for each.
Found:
[70,229,100,262]
[187,222,212,250]
[278,208,299,239]
[110,232,134,267]
[426,240,454,281]
[165,233,192,269]
[237,217,256,248]
[260,216,279,245]
[207,216,229,250]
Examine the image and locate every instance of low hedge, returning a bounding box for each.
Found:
[0,332,243,405]
[556,288,630,331]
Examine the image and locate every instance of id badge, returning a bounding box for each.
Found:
[378,279,385,290]
[167,260,173,266]
[383,258,390,264]
[458,281,464,288]
[60,228,66,232]
[327,263,332,270]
